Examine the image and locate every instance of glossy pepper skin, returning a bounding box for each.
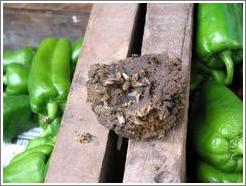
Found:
[3,47,36,72]
[196,159,243,183]
[71,37,83,76]
[71,36,83,65]
[191,81,243,182]
[28,37,71,126]
[3,118,60,183]
[3,143,54,183]
[196,3,243,85]
[3,64,30,95]
[3,94,36,142]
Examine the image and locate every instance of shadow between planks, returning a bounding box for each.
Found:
[99,4,147,183]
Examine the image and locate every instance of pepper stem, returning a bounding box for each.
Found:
[230,136,243,157]
[210,70,226,84]
[39,115,49,129]
[196,62,225,84]
[219,50,234,85]
[3,74,7,85]
[47,102,58,121]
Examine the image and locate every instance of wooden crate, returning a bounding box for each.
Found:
[46,3,193,183]
[3,3,92,49]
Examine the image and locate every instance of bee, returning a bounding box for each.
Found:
[97,69,106,79]
[131,81,144,88]
[133,117,145,125]
[117,113,125,126]
[95,84,107,93]
[122,81,131,92]
[132,73,139,82]
[122,72,130,81]
[101,93,110,102]
[103,79,117,86]
[90,64,101,72]
[148,56,159,64]
[128,88,142,103]
[93,105,103,114]
[139,69,146,78]
[143,77,151,85]
[115,71,122,80]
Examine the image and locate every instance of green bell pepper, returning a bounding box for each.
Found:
[3,94,37,142]
[191,81,243,182]
[4,151,49,183]
[3,118,60,183]
[26,135,56,150]
[10,144,54,164]
[71,36,83,65]
[71,36,83,75]
[3,64,30,95]
[3,47,36,73]
[196,159,243,183]
[196,3,243,85]
[3,142,54,183]
[28,37,71,126]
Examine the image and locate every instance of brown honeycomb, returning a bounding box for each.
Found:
[86,53,185,140]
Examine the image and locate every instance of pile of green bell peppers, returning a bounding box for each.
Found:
[3,47,37,141]
[193,3,242,86]
[3,94,37,142]
[28,37,71,127]
[3,37,83,138]
[3,37,83,183]
[3,118,61,183]
[190,81,243,183]
[190,3,243,183]
[28,36,83,127]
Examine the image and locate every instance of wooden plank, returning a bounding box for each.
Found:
[3,6,91,49]
[123,4,193,183]
[45,4,138,183]
[3,3,92,12]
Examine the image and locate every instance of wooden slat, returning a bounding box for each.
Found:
[3,5,91,49]
[45,4,138,183]
[123,4,193,183]
[3,3,92,12]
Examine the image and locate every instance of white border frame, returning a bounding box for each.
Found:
[0,1,245,185]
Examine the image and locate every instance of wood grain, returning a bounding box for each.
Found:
[123,4,193,183]
[3,5,91,49]
[45,4,138,183]
[3,3,92,12]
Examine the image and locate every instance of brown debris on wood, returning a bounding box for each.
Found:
[73,131,93,143]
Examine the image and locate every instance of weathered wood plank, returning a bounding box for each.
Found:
[45,4,138,183]
[3,3,92,12]
[123,4,193,183]
[3,5,91,49]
